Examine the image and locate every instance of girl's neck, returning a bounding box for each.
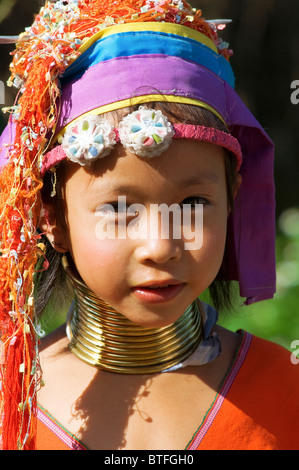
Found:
[63,256,203,374]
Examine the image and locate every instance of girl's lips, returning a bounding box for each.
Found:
[131,283,185,303]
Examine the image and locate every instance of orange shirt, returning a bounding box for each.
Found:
[37,331,299,450]
[37,404,86,450]
[187,332,299,450]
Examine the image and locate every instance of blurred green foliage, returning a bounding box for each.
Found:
[219,207,299,350]
[39,301,70,338]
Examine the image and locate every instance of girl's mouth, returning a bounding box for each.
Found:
[131,282,185,303]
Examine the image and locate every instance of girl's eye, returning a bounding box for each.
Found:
[111,201,128,214]
[95,202,139,218]
[180,196,208,208]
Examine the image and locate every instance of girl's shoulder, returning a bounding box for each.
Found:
[40,323,69,352]
[38,324,99,426]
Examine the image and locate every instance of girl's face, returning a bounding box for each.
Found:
[57,139,230,328]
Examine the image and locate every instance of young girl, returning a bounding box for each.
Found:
[0,0,298,451]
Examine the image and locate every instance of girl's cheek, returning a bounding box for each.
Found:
[80,237,128,268]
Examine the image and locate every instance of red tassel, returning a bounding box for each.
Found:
[1,330,37,450]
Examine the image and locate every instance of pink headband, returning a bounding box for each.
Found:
[41,107,242,176]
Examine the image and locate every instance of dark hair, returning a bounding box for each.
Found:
[34,102,239,323]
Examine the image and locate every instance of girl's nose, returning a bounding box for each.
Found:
[132,206,183,264]
[134,236,182,265]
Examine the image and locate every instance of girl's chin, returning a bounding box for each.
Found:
[89,286,194,328]
[115,303,189,329]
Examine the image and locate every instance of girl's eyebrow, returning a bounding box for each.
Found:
[180,170,220,186]
[92,170,220,196]
[91,182,145,197]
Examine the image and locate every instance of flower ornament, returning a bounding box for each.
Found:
[62,115,116,166]
[44,106,242,174]
[60,107,175,167]
[118,106,174,157]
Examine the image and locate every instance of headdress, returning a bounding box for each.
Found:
[0,0,275,450]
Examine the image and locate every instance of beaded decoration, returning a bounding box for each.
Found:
[62,107,175,162]
[118,107,175,157]
[45,106,242,172]
[62,115,116,165]
[0,0,233,450]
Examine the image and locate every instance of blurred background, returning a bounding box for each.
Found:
[0,0,298,349]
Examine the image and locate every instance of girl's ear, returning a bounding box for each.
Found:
[39,201,69,253]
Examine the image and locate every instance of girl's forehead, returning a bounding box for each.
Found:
[64,139,226,194]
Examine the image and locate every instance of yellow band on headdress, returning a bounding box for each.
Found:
[55,95,226,144]
[79,21,218,55]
